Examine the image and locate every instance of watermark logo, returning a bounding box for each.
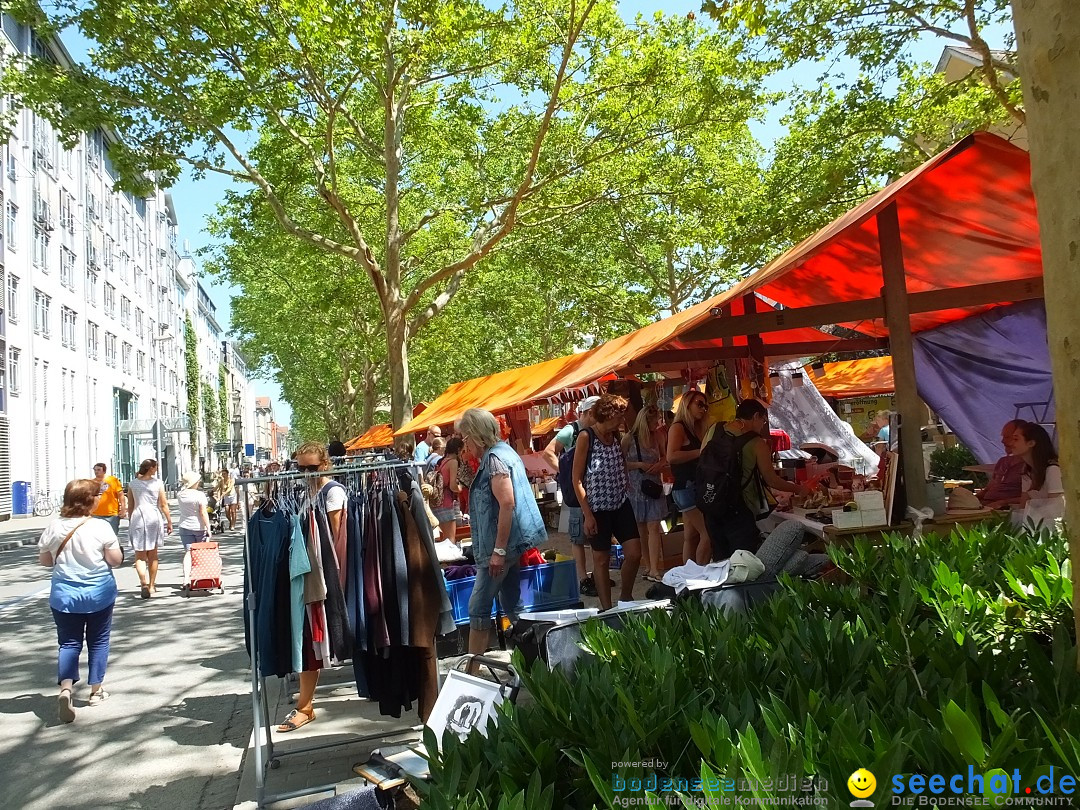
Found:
[848,768,877,807]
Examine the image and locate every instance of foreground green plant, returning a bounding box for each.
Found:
[419,524,1076,808]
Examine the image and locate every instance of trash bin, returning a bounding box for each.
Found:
[12,481,32,517]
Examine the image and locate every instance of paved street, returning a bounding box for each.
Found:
[0,514,251,810]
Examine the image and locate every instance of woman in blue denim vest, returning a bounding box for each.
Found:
[457,408,546,657]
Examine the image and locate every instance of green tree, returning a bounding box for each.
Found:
[217,364,230,442]
[183,315,200,465]
[202,380,218,465]
[3,0,763,430]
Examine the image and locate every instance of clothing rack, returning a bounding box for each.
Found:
[237,461,420,808]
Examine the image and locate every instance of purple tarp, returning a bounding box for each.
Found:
[913,301,1054,464]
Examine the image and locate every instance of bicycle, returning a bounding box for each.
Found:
[33,492,59,517]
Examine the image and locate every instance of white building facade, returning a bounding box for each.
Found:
[0,16,252,509]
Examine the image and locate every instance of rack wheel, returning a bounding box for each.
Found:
[270,759,281,770]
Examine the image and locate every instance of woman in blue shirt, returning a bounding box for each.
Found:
[38,479,123,723]
[457,408,546,658]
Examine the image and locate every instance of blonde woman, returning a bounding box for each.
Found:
[622,405,667,582]
[666,390,712,565]
[128,459,172,598]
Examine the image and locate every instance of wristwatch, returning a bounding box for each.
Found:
[492,547,507,557]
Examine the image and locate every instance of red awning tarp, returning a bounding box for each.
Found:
[722,132,1040,336]
[807,356,895,399]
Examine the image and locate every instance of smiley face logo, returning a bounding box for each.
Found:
[848,768,877,799]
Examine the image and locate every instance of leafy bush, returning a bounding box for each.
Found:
[419,525,1077,808]
[930,443,979,481]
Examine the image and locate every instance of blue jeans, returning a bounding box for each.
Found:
[53,605,114,685]
[467,561,523,631]
[94,515,120,535]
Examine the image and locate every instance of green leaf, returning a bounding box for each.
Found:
[943,700,986,766]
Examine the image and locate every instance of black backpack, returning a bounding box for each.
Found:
[557,424,593,508]
[696,429,759,517]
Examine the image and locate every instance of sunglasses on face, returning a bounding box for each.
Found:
[297,464,321,473]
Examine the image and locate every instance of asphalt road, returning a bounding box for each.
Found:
[0,520,251,809]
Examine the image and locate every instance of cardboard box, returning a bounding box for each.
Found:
[662,530,684,559]
[854,491,885,511]
[832,509,863,530]
[860,508,889,528]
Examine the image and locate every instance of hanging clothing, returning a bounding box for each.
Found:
[245,506,293,678]
[287,515,311,674]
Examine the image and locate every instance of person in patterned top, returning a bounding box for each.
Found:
[571,394,640,610]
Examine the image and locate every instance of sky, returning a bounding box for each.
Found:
[155,0,1012,432]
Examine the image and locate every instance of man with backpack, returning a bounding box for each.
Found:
[698,399,813,561]
[542,395,603,595]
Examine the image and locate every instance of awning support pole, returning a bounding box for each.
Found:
[878,202,927,510]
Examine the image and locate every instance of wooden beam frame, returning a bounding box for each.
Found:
[625,338,889,373]
[683,277,1044,342]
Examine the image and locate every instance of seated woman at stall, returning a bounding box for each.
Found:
[978,419,1027,508]
[1014,422,1064,528]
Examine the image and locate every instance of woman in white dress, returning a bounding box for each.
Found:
[126,459,173,598]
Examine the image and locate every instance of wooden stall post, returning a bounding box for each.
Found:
[877,202,928,510]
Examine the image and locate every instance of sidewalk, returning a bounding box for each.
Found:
[0,525,251,810]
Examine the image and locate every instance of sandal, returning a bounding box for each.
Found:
[140,585,150,600]
[58,690,75,724]
[88,690,110,706]
[277,709,315,733]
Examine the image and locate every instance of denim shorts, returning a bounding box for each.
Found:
[179,529,208,548]
[566,506,585,546]
[671,482,698,513]
[433,506,456,524]
[467,560,523,631]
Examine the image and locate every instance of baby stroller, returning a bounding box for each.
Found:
[207,492,231,533]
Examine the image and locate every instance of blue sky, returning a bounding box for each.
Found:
[157,0,1012,431]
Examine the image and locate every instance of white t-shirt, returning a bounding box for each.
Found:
[177,489,209,531]
[39,517,120,583]
[325,484,347,514]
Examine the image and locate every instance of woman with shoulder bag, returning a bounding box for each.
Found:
[434,437,465,545]
[572,394,641,610]
[622,404,668,582]
[39,479,124,723]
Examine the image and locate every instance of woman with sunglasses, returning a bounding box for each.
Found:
[667,390,713,565]
[277,442,348,733]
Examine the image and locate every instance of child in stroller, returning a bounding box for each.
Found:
[207,491,231,533]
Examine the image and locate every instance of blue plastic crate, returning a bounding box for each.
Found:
[608,544,624,569]
[445,559,580,625]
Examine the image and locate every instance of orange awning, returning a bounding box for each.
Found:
[806,356,895,399]
[396,294,833,435]
[347,424,394,451]
[531,416,564,437]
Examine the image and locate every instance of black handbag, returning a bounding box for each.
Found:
[635,436,664,499]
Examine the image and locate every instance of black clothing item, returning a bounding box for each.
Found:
[404,480,456,636]
[671,425,702,490]
[705,505,762,562]
[244,508,293,677]
[587,499,639,553]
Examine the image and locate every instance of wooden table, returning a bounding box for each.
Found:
[761,509,911,552]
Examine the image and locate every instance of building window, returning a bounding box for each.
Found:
[33,289,51,337]
[136,350,145,380]
[86,190,98,222]
[86,321,99,359]
[104,283,116,317]
[32,226,49,270]
[60,247,76,289]
[8,348,20,396]
[86,269,98,307]
[122,342,132,373]
[6,202,17,251]
[104,332,117,368]
[134,307,144,340]
[61,307,77,350]
[120,296,131,328]
[7,274,18,324]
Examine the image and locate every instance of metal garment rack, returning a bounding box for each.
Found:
[237,460,421,808]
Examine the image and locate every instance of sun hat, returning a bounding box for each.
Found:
[181,470,202,489]
[578,395,601,413]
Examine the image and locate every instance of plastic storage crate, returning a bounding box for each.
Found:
[608,544,624,570]
[445,559,581,625]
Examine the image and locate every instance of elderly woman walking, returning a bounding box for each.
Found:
[39,479,124,723]
[457,408,546,657]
